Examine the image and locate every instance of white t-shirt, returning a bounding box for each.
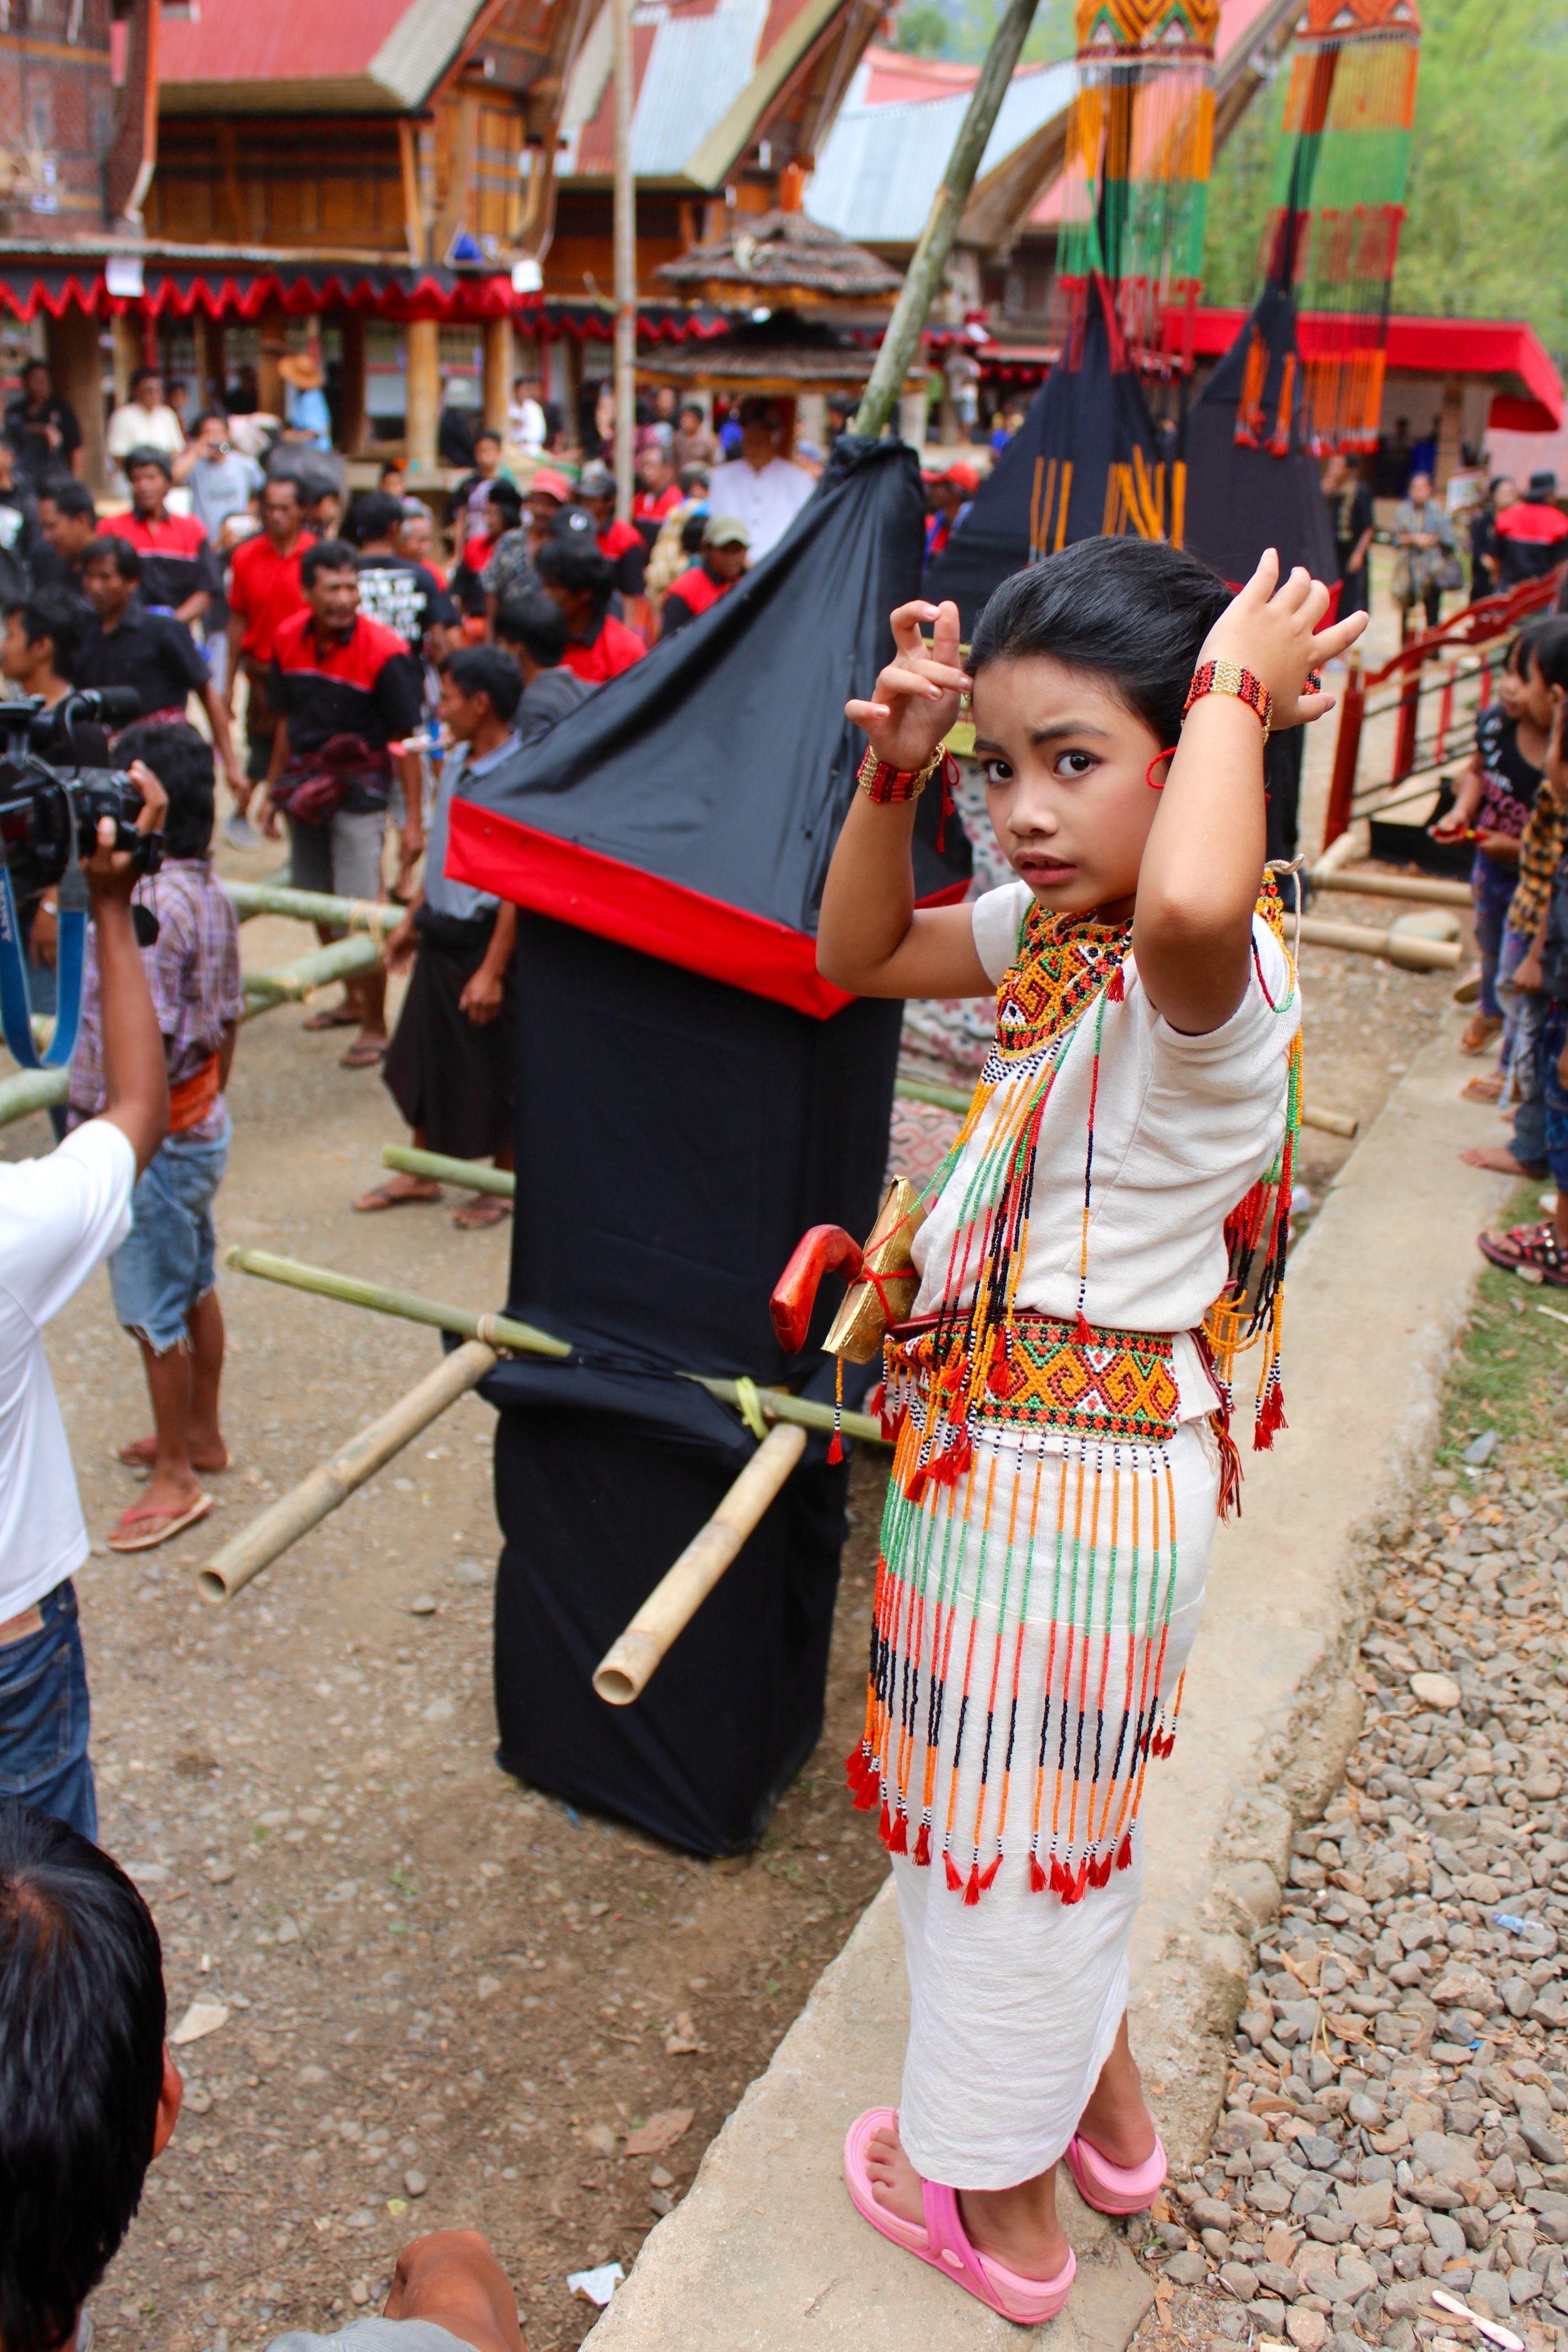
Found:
[704,454,813,558]
[0,1120,136,1619]
[910,881,1300,1419]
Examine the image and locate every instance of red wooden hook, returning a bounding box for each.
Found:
[770,1225,864,1353]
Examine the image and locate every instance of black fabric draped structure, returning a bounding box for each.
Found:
[923,291,1172,638]
[448,435,972,1855]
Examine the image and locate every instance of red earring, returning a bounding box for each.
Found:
[1145,747,1179,790]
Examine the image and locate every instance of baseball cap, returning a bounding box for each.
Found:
[580,461,616,499]
[531,467,573,504]
[702,514,750,548]
[943,464,980,495]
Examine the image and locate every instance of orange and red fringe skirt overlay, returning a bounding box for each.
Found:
[847,1313,1217,1910]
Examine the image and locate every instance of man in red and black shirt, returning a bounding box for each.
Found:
[224,474,315,830]
[659,512,750,640]
[578,462,647,596]
[262,541,424,1066]
[1494,471,1568,589]
[534,529,647,687]
[100,448,221,625]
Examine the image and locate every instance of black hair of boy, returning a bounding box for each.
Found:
[82,535,140,584]
[114,721,216,859]
[446,644,524,723]
[971,537,1232,750]
[8,590,84,676]
[40,480,96,522]
[299,538,359,588]
[123,445,174,483]
[534,536,613,613]
[0,1800,167,2352]
[485,480,524,527]
[495,590,568,670]
[351,490,406,546]
[1530,617,1568,696]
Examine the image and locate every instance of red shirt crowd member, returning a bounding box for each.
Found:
[578,461,647,595]
[1494,472,1568,588]
[659,513,750,640]
[224,474,315,830]
[535,531,646,686]
[633,447,682,528]
[100,447,221,622]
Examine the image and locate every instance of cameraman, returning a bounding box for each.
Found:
[0,763,169,1837]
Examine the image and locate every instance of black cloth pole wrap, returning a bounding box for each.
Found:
[1181,282,1339,589]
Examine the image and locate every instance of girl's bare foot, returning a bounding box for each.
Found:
[866,2117,1071,2280]
[1460,1145,1546,1176]
[1074,2015,1158,2168]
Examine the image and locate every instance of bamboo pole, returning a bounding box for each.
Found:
[1298,914,1461,972]
[611,0,636,524]
[242,934,384,1007]
[226,1247,887,1446]
[223,881,402,936]
[852,0,1040,438]
[1311,870,1472,910]
[1311,828,1363,880]
[593,1424,808,1703]
[383,1145,514,1198]
[198,1340,497,1602]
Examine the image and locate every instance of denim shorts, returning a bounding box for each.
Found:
[109,1113,230,1355]
[0,1579,95,1841]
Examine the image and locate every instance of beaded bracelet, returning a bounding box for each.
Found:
[1183,659,1273,743]
[858,743,946,805]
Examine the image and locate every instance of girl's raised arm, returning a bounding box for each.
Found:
[817,598,992,1000]
[1133,552,1367,1036]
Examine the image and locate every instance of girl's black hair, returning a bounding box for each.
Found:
[1508,617,1550,677]
[1531,617,1568,696]
[969,536,1234,748]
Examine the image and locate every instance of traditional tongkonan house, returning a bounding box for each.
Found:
[0,0,595,485]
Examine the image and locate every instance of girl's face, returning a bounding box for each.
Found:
[1498,660,1527,719]
[970,654,1162,919]
[1520,654,1555,729]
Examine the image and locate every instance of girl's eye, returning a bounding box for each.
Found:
[1056,751,1096,779]
[980,759,1014,787]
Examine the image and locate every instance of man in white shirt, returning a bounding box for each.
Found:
[509,374,547,455]
[107,366,189,496]
[705,398,814,560]
[0,765,171,1837]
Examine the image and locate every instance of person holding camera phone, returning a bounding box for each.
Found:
[0,758,168,1838]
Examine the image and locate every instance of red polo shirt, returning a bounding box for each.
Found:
[561,612,647,686]
[229,529,317,662]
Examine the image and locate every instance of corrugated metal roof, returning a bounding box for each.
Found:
[157,0,482,105]
[632,0,771,174]
[806,59,1074,245]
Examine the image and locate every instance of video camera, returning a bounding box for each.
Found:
[0,687,162,906]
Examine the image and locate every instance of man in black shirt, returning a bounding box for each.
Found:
[32,480,97,615]
[4,359,82,489]
[76,538,244,799]
[494,591,590,744]
[349,491,451,650]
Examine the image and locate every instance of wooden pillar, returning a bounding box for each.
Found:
[198,311,226,412]
[483,314,513,437]
[257,303,287,421]
[405,317,440,470]
[46,307,107,490]
[1435,373,1464,495]
[110,310,141,408]
[339,312,368,457]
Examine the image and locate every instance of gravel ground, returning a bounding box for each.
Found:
[1129,1298,1568,2352]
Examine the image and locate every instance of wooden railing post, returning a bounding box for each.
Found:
[1322,654,1364,849]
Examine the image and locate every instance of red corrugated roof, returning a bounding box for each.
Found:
[1188,307,1565,426]
[158,0,418,87]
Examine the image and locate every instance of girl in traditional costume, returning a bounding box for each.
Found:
[818,536,1365,2323]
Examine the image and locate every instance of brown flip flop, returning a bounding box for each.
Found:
[354,1182,441,1213]
[107,1491,215,1553]
[452,1197,512,1231]
[302,1005,360,1032]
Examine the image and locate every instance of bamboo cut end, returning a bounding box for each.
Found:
[593,1629,662,1706]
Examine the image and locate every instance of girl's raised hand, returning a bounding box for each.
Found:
[1198,549,1369,731]
[846,598,971,774]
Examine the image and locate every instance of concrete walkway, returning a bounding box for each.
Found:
[590,1012,1513,2349]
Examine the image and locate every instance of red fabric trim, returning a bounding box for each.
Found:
[0,268,515,326]
[445,800,858,1020]
[1178,305,1564,426]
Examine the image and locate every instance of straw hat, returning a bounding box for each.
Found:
[277,353,324,393]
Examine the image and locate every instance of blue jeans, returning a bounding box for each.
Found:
[0,1580,95,1840]
[1542,1002,1568,1191]
[109,1116,230,1355]
[1473,850,1518,1020]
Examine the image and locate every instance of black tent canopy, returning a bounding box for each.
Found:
[1181,281,1338,590]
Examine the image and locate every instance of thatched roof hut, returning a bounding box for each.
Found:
[656,209,900,314]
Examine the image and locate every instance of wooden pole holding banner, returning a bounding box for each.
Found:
[592,1424,808,1703]
[612,0,637,523]
[198,1340,499,1602]
[852,0,1039,438]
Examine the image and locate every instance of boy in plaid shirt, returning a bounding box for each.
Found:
[68,723,244,1550]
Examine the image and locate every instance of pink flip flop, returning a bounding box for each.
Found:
[843,2109,1076,2326]
[1064,2119,1167,2215]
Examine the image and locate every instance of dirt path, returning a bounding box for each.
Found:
[1,809,1468,2351]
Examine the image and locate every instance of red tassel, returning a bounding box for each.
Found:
[1062,1858,1090,1905]
[944,1852,964,1893]
[1106,963,1125,1003]
[1089,1852,1112,1889]
[978,1855,1002,1893]
[1073,1310,1093,1346]
[1254,1382,1286,1451]
[1115,1834,1133,1872]
[866,1381,886,1421]
[1029,1852,1047,1893]
[878,1801,893,1846]
[887,1809,909,1855]
[827,1432,843,1465]
[844,1745,865,1792]
[914,1821,933,1868]
[963,1864,982,1906]
[1049,1855,1071,1896]
[852,1776,879,1813]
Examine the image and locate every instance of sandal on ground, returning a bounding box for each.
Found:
[107,1491,214,1554]
[452,1197,511,1231]
[1477,1221,1568,1284]
[339,1038,388,1069]
[1461,1073,1504,1104]
[354,1182,440,1214]
[302,1005,359,1032]
[842,2110,1076,2326]
[1064,2121,1167,2216]
[1461,1012,1503,1055]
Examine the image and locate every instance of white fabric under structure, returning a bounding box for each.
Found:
[889,1416,1219,2191]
